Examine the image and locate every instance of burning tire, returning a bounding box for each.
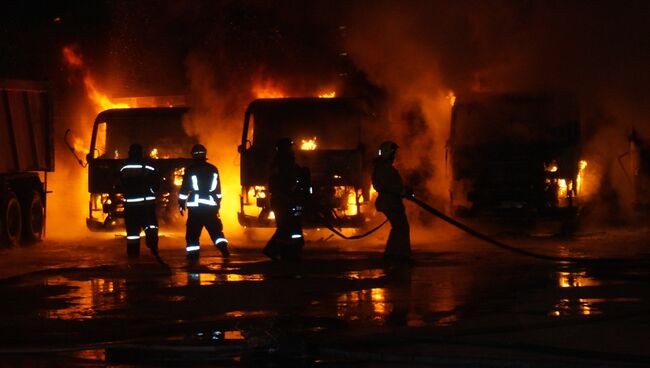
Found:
[1,192,22,246]
[22,191,44,243]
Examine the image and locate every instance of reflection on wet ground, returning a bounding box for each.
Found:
[0,234,649,366]
[11,250,650,328]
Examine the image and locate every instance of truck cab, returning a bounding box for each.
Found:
[86,107,197,230]
[238,98,377,228]
[448,92,586,220]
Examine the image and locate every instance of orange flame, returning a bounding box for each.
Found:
[318,91,336,98]
[252,79,286,99]
[252,77,338,99]
[62,46,130,112]
[447,91,456,107]
[300,137,318,150]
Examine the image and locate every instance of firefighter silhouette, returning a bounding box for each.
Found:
[118,143,160,256]
[372,141,412,260]
[178,144,229,261]
[263,138,311,261]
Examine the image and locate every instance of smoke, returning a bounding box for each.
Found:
[181,53,248,240]
[44,0,650,243]
[342,0,650,229]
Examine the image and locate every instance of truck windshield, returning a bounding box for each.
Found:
[93,114,196,159]
[452,97,579,148]
[251,106,362,150]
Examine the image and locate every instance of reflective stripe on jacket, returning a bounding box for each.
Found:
[119,162,159,204]
[178,161,222,208]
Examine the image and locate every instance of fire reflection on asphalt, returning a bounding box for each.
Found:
[41,277,126,320]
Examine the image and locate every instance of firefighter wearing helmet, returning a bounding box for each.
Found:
[178,143,230,260]
[372,140,412,260]
[263,138,312,261]
[118,143,160,257]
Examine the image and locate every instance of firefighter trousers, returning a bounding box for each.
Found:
[264,206,304,261]
[185,206,228,257]
[124,203,158,256]
[382,208,411,259]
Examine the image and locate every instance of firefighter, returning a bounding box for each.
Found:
[372,141,412,260]
[178,144,229,260]
[119,143,160,257]
[263,138,311,261]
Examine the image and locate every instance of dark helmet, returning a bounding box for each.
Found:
[378,140,398,160]
[275,138,294,154]
[128,143,143,160]
[191,144,207,160]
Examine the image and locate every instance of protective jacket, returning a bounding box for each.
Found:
[372,157,406,212]
[371,156,411,260]
[178,160,228,259]
[119,161,159,205]
[264,154,310,260]
[178,161,222,209]
[118,160,160,256]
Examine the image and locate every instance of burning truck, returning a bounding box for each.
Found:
[238,97,379,228]
[0,80,52,245]
[81,107,197,230]
[447,92,587,221]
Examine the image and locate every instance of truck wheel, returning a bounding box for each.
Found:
[22,191,44,243]
[1,192,22,246]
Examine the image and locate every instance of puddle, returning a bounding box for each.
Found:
[550,297,641,317]
[172,272,266,286]
[41,276,126,320]
[223,310,276,318]
[550,268,643,317]
[556,270,600,288]
[192,329,246,341]
[335,288,426,326]
[343,269,385,280]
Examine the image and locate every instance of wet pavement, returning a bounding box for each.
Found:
[0,228,649,367]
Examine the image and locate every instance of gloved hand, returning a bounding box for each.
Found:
[179,200,186,216]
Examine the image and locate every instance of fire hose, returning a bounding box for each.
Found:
[405,194,639,263]
[318,216,389,240]
[320,192,640,263]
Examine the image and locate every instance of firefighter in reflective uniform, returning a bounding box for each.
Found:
[263,138,311,261]
[372,141,411,260]
[119,143,160,257]
[178,144,229,260]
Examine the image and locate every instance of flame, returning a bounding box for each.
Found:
[447,91,456,107]
[557,179,568,198]
[545,161,558,173]
[173,167,185,186]
[62,45,130,112]
[252,79,286,99]
[252,77,338,99]
[300,137,318,150]
[347,189,358,216]
[150,148,159,159]
[576,160,587,194]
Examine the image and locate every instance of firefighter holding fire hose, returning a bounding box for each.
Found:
[263,138,312,261]
[372,141,412,261]
[178,144,230,261]
[118,143,160,257]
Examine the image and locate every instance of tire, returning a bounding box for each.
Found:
[1,192,22,246]
[22,191,44,243]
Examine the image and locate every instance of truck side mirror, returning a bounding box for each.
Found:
[238,140,252,153]
[64,129,88,167]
